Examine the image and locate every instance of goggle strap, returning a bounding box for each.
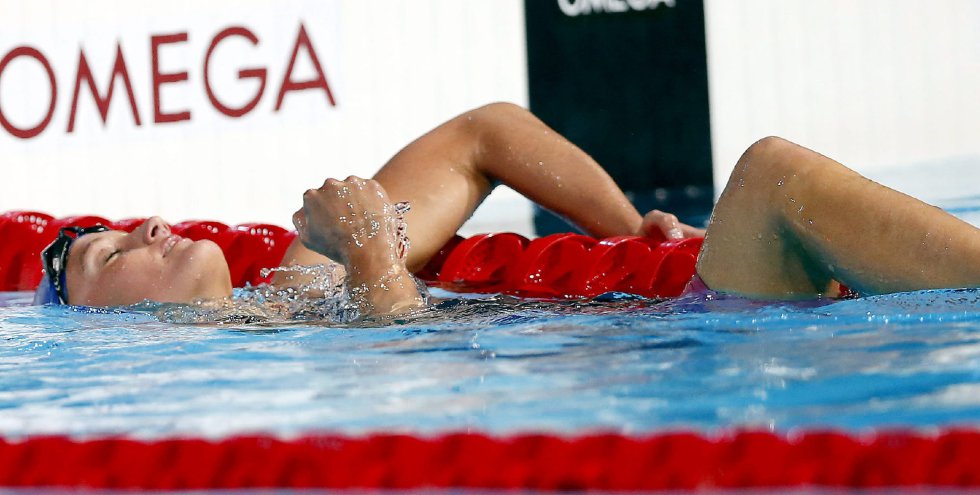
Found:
[40,225,110,305]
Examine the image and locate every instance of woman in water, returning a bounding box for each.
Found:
[38,103,980,315]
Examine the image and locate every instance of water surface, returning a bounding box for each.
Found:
[1,286,978,439]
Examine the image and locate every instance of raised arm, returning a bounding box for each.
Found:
[373,101,648,269]
[277,102,700,278]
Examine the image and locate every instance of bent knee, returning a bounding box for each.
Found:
[746,135,794,156]
[740,136,798,171]
[730,136,813,186]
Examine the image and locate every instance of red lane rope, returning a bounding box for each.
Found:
[0,211,702,297]
[1,431,978,490]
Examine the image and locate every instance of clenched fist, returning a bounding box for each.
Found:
[292,176,400,266]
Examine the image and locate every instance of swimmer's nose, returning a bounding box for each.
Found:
[141,216,172,244]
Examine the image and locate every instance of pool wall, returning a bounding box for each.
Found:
[3,1,979,235]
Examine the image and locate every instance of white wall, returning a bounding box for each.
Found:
[5,0,979,235]
[0,0,530,231]
[704,0,980,203]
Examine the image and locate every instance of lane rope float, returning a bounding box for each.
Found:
[0,430,978,490]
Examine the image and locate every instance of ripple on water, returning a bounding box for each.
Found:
[0,287,978,438]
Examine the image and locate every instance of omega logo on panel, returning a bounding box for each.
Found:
[0,23,335,139]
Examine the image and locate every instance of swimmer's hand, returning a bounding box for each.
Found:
[293,176,424,316]
[638,209,705,241]
[293,176,398,264]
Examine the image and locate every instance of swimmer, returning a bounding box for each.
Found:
[35,103,980,314]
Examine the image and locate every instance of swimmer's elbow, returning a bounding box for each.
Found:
[472,101,528,118]
[457,102,534,136]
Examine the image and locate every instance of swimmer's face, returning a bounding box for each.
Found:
[64,217,233,306]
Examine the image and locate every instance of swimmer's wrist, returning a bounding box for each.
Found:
[346,260,409,287]
[344,243,402,276]
[345,261,425,317]
[346,250,426,316]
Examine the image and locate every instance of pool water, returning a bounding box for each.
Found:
[1,284,978,440]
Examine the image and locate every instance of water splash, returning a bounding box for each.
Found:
[154,263,355,325]
[259,263,343,294]
[157,201,418,325]
[392,201,411,259]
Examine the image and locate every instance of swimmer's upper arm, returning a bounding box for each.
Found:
[373,109,494,272]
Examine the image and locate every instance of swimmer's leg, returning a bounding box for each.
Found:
[697,136,980,297]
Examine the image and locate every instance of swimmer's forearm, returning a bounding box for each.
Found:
[465,103,643,237]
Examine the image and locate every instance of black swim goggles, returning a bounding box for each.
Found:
[40,225,111,305]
